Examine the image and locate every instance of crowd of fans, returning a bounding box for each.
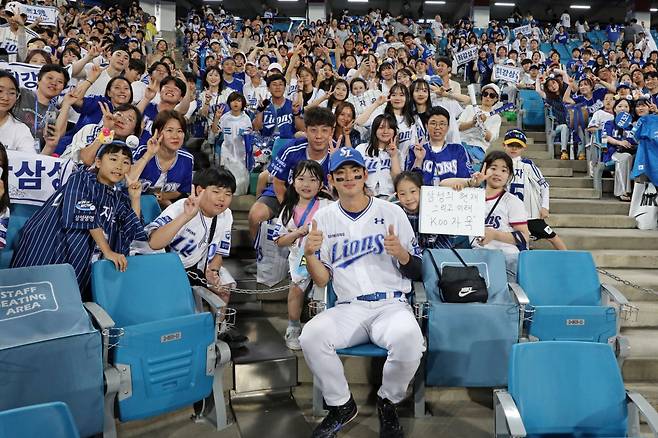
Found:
[0,0,656,365]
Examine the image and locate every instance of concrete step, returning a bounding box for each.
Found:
[230,194,257,213]
[622,301,658,329]
[550,187,599,199]
[550,199,630,215]
[532,159,588,172]
[524,131,546,141]
[624,358,658,382]
[546,176,611,189]
[542,167,574,177]
[522,150,552,160]
[531,228,658,251]
[597,269,658,302]
[594,251,658,269]
[620,329,658,359]
[547,214,636,228]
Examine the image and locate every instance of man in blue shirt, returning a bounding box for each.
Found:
[247,106,331,241]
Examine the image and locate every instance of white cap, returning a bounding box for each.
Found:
[267,62,283,72]
[481,83,501,96]
[209,39,221,46]
[4,1,21,15]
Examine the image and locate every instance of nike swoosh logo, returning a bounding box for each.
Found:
[634,212,647,218]
[458,289,476,297]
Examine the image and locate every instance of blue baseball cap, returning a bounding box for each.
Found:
[504,129,528,148]
[329,147,366,172]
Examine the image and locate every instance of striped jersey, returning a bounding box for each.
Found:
[10,170,147,292]
[407,142,473,185]
[508,156,550,219]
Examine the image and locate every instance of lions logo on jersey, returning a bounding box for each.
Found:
[330,234,386,268]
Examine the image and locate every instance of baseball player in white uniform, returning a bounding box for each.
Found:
[299,147,425,438]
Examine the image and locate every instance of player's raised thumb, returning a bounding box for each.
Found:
[388,224,395,236]
[311,219,318,232]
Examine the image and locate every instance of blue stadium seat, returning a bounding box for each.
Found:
[518,90,545,129]
[0,264,104,437]
[553,43,571,61]
[140,194,161,225]
[0,402,80,438]
[494,341,658,437]
[0,203,40,269]
[422,249,528,387]
[539,42,553,55]
[90,253,231,433]
[517,251,632,356]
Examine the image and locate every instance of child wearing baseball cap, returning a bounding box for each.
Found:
[503,128,567,250]
[11,141,147,296]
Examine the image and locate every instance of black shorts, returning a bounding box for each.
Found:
[528,219,557,240]
[257,194,282,217]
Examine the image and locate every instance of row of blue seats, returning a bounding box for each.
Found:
[0,248,651,436]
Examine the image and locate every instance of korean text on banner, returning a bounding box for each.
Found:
[419,186,485,236]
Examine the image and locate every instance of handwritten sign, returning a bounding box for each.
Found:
[492,64,522,84]
[419,186,485,236]
[7,150,75,205]
[513,24,532,36]
[453,46,478,66]
[21,4,58,27]
[0,281,58,321]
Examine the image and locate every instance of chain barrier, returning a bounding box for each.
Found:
[186,270,291,294]
[597,268,658,297]
[597,268,644,322]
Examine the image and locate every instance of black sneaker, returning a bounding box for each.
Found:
[377,396,404,438]
[311,395,358,438]
[218,327,249,349]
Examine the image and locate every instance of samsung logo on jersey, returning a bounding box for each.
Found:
[330,234,385,268]
[423,159,458,176]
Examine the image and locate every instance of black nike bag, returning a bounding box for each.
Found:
[427,248,488,303]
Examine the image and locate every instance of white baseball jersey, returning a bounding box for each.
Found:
[355,142,401,197]
[508,156,550,219]
[243,79,270,111]
[315,197,421,301]
[364,109,421,166]
[145,199,233,270]
[588,109,614,130]
[457,105,502,150]
[472,191,527,258]
[348,89,383,117]
[219,112,252,165]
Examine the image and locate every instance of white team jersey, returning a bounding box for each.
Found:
[508,156,550,219]
[472,191,527,260]
[348,89,383,117]
[286,78,299,101]
[219,112,252,165]
[145,199,233,270]
[457,105,502,150]
[315,197,421,301]
[243,80,270,110]
[428,98,463,145]
[364,109,420,165]
[355,142,400,197]
[588,109,614,130]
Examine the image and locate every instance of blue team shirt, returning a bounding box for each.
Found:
[261,141,330,198]
[606,25,621,43]
[56,95,113,155]
[602,120,637,163]
[407,142,473,185]
[631,114,658,184]
[140,103,159,145]
[133,145,194,194]
[223,77,245,94]
[261,99,296,139]
[572,87,608,115]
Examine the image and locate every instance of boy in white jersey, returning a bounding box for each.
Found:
[503,129,567,250]
[300,147,424,438]
[147,167,247,346]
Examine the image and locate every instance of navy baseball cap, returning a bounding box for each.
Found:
[96,141,134,163]
[329,147,366,172]
[504,129,528,148]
